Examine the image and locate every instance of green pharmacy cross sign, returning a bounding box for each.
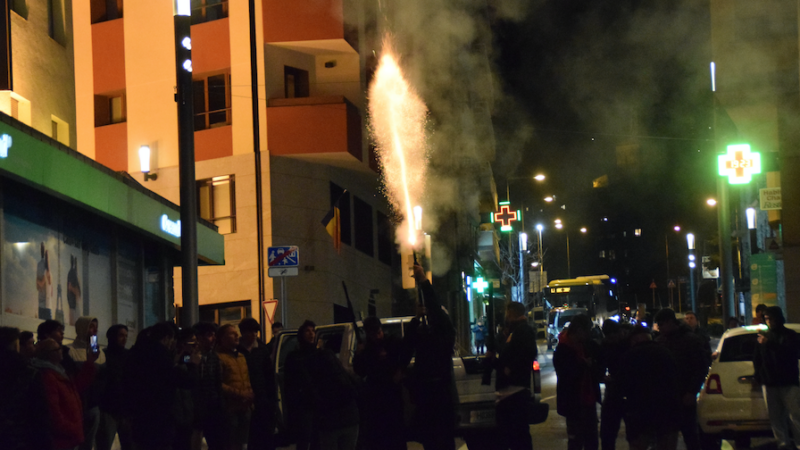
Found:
[719,143,761,184]
[473,277,489,294]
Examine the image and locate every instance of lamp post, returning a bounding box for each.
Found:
[687,233,697,312]
[555,220,586,279]
[174,0,199,329]
[536,224,544,300]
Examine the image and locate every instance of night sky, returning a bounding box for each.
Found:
[489,0,720,299]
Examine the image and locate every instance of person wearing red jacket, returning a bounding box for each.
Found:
[33,338,97,450]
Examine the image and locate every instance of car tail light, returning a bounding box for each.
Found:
[532,361,540,372]
[706,374,722,394]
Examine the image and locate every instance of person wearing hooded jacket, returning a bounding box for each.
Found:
[754,306,800,449]
[65,316,106,450]
[554,314,603,450]
[34,337,98,450]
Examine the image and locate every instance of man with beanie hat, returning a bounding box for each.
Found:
[754,306,800,449]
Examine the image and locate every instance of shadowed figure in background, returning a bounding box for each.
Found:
[403,264,457,450]
[353,316,408,450]
[754,306,800,450]
[554,314,602,450]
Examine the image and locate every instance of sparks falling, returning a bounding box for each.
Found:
[368,40,428,248]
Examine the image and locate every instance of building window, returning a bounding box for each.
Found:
[284,66,309,99]
[90,0,123,24]
[50,115,69,146]
[330,183,351,246]
[191,0,228,25]
[197,300,250,327]
[354,196,374,256]
[47,0,66,45]
[11,0,29,19]
[377,211,393,265]
[95,94,126,126]
[197,175,236,234]
[193,73,231,131]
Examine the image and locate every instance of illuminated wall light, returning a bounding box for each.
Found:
[746,207,757,230]
[710,62,716,92]
[160,214,181,237]
[181,37,192,50]
[175,0,191,16]
[689,254,696,261]
[687,233,695,250]
[519,232,528,251]
[138,146,151,173]
[689,261,696,269]
[183,60,193,72]
[0,133,12,158]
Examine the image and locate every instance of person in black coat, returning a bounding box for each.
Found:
[554,314,602,450]
[654,309,711,450]
[0,327,50,450]
[403,264,457,450]
[620,326,681,450]
[96,324,132,450]
[353,316,407,450]
[754,306,800,449]
[238,318,277,450]
[599,321,630,450]
[124,322,199,450]
[491,301,538,450]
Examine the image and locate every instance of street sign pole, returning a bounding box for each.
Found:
[718,177,735,321]
[281,276,287,327]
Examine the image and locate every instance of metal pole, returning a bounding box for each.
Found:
[248,0,266,331]
[566,232,571,279]
[665,234,670,288]
[718,177,735,319]
[281,276,287,326]
[689,251,697,312]
[538,228,544,304]
[174,7,198,329]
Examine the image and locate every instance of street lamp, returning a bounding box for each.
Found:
[536,224,544,301]
[687,233,697,312]
[707,198,717,207]
[534,174,546,181]
[554,221,586,279]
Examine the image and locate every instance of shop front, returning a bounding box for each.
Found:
[0,115,224,344]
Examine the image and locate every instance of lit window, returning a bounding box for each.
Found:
[197,175,236,234]
[634,229,642,237]
[193,73,231,131]
[191,0,228,25]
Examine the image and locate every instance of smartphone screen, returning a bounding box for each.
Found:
[90,335,99,353]
[183,354,191,364]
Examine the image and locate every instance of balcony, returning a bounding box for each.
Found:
[262,0,358,54]
[267,96,361,164]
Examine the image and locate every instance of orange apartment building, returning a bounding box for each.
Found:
[72,0,395,332]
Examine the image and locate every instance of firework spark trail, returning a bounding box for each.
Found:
[368,40,428,249]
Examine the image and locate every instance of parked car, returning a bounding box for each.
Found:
[547,307,588,346]
[697,324,800,449]
[273,317,546,446]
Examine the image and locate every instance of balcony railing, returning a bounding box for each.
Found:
[194,107,231,131]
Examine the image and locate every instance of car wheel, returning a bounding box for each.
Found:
[699,431,722,450]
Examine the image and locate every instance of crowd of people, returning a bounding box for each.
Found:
[0,264,543,450]
[553,305,800,450]
[0,316,286,450]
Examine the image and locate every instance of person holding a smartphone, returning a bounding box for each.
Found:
[66,316,106,450]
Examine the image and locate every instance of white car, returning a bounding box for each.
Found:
[697,324,800,449]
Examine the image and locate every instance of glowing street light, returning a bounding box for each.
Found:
[580,227,587,233]
[534,174,546,181]
[544,196,554,203]
[707,198,717,206]
[674,225,681,232]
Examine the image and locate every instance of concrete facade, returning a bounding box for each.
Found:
[73,0,395,334]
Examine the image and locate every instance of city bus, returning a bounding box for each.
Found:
[544,275,618,323]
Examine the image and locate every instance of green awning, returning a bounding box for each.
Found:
[0,114,224,265]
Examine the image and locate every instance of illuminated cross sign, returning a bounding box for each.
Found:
[719,143,761,184]
[473,277,489,294]
[495,205,517,232]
